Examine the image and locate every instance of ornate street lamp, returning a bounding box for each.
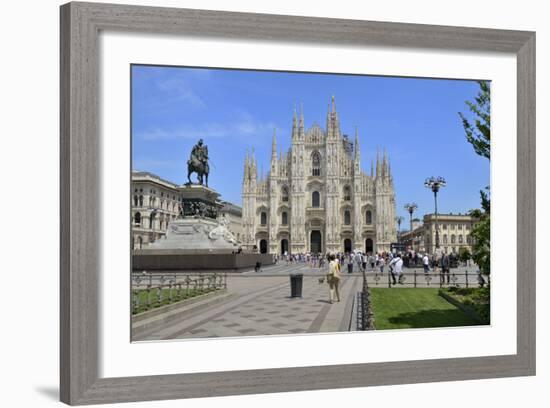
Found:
[424,176,446,251]
[403,203,418,232]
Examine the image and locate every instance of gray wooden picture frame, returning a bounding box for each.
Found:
[60,1,536,405]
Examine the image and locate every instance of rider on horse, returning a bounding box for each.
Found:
[187,139,209,186]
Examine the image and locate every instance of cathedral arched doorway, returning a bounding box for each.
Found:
[281,239,288,255]
[259,239,268,254]
[344,239,352,253]
[310,230,322,254]
[365,238,374,254]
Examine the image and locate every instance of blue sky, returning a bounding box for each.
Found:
[131,65,489,229]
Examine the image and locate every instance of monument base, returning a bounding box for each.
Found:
[146,217,240,251]
[134,184,270,272]
[132,252,274,272]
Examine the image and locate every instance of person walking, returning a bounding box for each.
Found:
[431,253,439,275]
[389,253,404,285]
[347,252,354,274]
[378,255,385,274]
[357,252,364,273]
[327,254,341,303]
[422,253,430,274]
[440,252,450,284]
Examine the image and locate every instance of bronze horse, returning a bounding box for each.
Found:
[187,159,209,187]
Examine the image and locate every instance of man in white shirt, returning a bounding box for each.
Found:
[355,252,363,272]
[422,253,430,274]
[389,253,404,285]
[346,252,354,274]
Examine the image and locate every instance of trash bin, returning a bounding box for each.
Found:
[290,273,303,298]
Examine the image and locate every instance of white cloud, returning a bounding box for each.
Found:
[135,111,281,143]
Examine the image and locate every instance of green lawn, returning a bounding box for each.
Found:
[132,287,218,315]
[370,288,483,330]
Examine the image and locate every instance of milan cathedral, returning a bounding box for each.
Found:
[241,97,397,255]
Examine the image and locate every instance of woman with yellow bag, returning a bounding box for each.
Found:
[326,254,341,304]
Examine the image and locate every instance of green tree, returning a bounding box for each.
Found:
[468,193,490,275]
[460,81,491,276]
[459,81,490,159]
[458,247,471,263]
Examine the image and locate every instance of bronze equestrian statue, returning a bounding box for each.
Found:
[187,139,209,187]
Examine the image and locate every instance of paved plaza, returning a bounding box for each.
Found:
[133,262,482,341]
[134,263,362,341]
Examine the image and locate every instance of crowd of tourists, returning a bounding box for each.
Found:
[269,249,472,303]
[323,249,467,301]
[276,249,468,284]
[324,251,404,302]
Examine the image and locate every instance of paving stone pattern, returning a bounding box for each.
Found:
[136,263,361,341]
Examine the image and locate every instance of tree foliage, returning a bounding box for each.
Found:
[469,188,490,276]
[459,81,491,159]
[461,81,491,276]
[458,247,471,263]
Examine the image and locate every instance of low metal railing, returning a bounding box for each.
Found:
[131,271,227,314]
[364,268,489,288]
[357,270,375,331]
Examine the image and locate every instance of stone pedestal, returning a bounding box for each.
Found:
[176,184,222,219]
[147,217,239,252]
[143,185,238,252]
[133,184,273,271]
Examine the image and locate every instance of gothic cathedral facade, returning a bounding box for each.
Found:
[241,97,397,255]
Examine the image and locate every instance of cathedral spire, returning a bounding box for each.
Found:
[370,159,374,177]
[271,128,277,160]
[299,102,305,139]
[291,103,298,140]
[326,96,340,139]
[354,127,360,163]
[326,102,332,138]
[382,147,389,177]
[243,150,250,185]
[271,128,278,175]
[331,95,340,135]
[251,147,257,181]
[376,148,382,177]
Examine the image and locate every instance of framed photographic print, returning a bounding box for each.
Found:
[60,1,535,405]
